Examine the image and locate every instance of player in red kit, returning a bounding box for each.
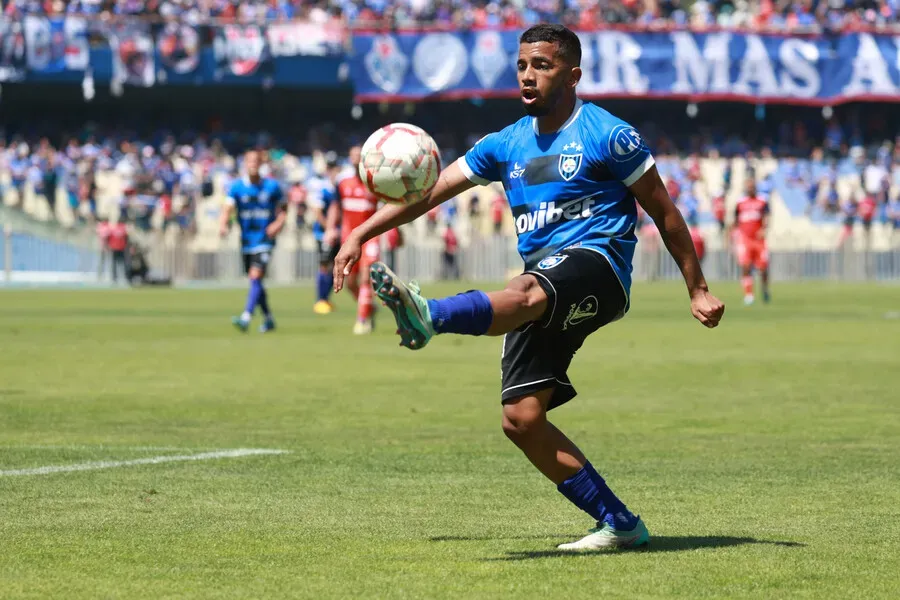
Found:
[327,145,380,334]
[731,180,770,305]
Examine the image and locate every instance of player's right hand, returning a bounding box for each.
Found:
[690,290,725,329]
[333,234,361,293]
[219,223,229,238]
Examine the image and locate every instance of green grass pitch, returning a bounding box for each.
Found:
[1,282,899,599]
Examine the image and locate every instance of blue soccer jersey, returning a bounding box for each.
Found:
[305,175,337,242]
[459,99,654,293]
[226,177,285,254]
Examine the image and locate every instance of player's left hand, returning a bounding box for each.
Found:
[690,290,725,328]
[266,222,283,238]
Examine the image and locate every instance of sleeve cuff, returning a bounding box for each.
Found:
[225,196,237,206]
[622,155,655,187]
[456,156,491,186]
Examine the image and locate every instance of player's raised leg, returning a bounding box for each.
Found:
[501,389,648,550]
[370,262,546,349]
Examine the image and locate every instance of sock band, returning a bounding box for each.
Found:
[427,290,493,335]
[557,461,635,528]
[245,279,262,315]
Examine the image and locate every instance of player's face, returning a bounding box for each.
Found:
[746,180,756,196]
[349,146,362,168]
[245,151,260,177]
[516,42,579,117]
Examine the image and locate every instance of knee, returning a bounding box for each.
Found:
[504,275,546,311]
[501,399,546,444]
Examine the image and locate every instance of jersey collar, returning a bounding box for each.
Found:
[532,98,584,136]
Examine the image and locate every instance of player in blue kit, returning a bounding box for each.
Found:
[219,149,287,333]
[334,24,725,550]
[307,154,342,314]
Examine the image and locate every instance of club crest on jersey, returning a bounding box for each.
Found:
[537,255,567,270]
[558,153,582,181]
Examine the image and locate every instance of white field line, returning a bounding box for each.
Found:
[0,448,289,477]
[4,445,200,451]
[4,445,210,452]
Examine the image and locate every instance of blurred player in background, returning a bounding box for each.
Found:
[732,180,770,305]
[219,149,286,333]
[334,24,724,551]
[308,153,341,314]
[384,226,403,272]
[888,195,900,246]
[327,145,379,335]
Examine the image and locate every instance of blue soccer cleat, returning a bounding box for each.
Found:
[259,317,276,333]
[232,315,250,332]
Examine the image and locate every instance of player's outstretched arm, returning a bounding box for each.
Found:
[266,203,288,239]
[631,166,725,328]
[333,161,475,292]
[219,202,235,238]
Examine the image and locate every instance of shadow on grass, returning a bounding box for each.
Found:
[481,536,806,561]
[429,534,574,542]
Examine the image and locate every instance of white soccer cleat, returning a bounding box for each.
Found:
[557,518,650,551]
[744,294,755,306]
[353,319,373,335]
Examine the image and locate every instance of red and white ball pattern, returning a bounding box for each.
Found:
[358,123,441,205]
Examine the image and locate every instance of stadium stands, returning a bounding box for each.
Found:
[3,0,899,30]
[3,109,899,262]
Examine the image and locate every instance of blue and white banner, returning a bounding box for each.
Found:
[352,30,900,105]
[109,24,155,88]
[23,16,89,74]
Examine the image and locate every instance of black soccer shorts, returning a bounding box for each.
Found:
[500,247,628,411]
[317,240,339,267]
[242,250,272,275]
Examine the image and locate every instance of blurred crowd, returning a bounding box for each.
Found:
[2,0,898,30]
[2,112,900,250]
[0,132,233,234]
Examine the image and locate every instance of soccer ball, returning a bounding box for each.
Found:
[359,123,441,205]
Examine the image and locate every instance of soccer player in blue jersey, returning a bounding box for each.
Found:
[220,149,287,333]
[334,24,725,550]
[308,154,342,314]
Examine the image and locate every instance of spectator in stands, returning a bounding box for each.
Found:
[441,223,459,280]
[106,216,130,283]
[490,192,505,235]
[888,195,900,246]
[8,143,29,208]
[838,197,857,248]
